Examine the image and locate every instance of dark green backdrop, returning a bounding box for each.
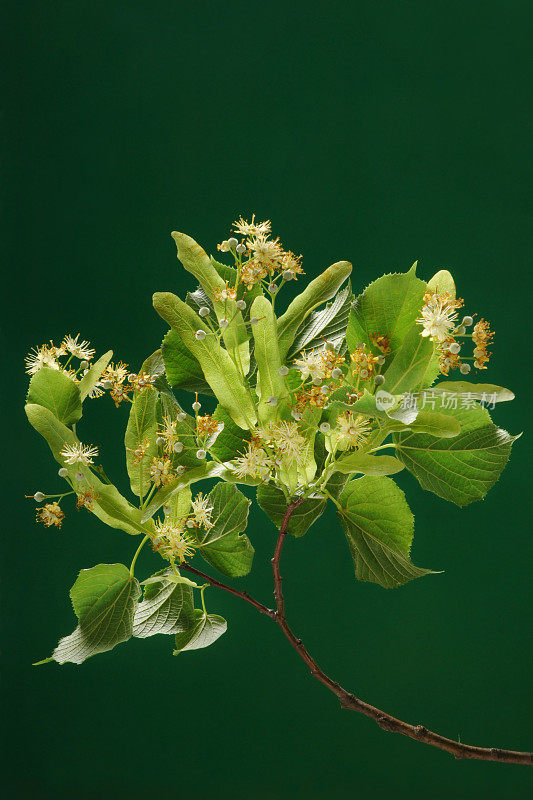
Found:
[2,1,532,797]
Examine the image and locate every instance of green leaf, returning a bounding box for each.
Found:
[133,568,195,638]
[79,350,113,401]
[394,404,518,506]
[286,286,353,359]
[333,452,405,476]
[161,329,213,395]
[125,387,159,497]
[346,264,427,355]
[385,410,461,438]
[427,269,455,298]
[250,295,290,423]
[27,367,82,426]
[277,260,352,360]
[382,325,439,394]
[338,477,432,588]
[173,610,227,654]
[51,564,140,664]
[192,483,253,577]
[429,382,515,403]
[209,406,251,462]
[257,484,326,537]
[25,404,150,535]
[171,232,250,373]
[140,463,223,523]
[153,291,257,428]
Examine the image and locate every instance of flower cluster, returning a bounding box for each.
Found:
[232,441,274,480]
[149,456,176,487]
[152,493,214,562]
[417,290,494,375]
[332,412,372,451]
[217,215,304,289]
[36,502,65,529]
[472,319,494,370]
[60,442,99,466]
[350,343,382,380]
[258,421,308,467]
[25,334,95,376]
[294,347,344,382]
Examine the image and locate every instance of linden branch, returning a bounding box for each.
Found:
[182,500,532,766]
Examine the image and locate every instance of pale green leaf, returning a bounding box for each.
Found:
[52,564,140,664]
[382,326,439,394]
[27,367,82,426]
[346,265,426,356]
[394,404,517,506]
[192,483,253,577]
[209,406,251,462]
[161,329,213,395]
[173,610,227,654]
[251,295,290,424]
[338,477,432,588]
[133,568,195,638]
[153,291,256,428]
[427,269,456,298]
[286,286,353,359]
[257,484,326,537]
[125,387,159,497]
[430,382,515,403]
[277,260,352,359]
[333,452,405,476]
[79,350,113,401]
[25,404,150,535]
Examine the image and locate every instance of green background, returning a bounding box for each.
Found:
[2,1,532,797]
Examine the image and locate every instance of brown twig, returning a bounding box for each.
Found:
[183,500,532,765]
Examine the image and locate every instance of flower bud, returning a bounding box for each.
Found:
[278,365,289,376]
[462,316,473,327]
[227,237,238,248]
[198,306,210,317]
[58,468,69,478]
[196,449,207,459]
[331,368,343,379]
[102,379,113,390]
[282,270,293,281]
[236,243,246,254]
[320,385,330,394]
[177,412,187,422]
[312,378,322,386]
[291,410,302,421]
[219,240,230,252]
[250,317,259,326]
[460,363,471,374]
[33,491,45,502]
[374,374,385,386]
[156,436,166,446]
[186,518,196,528]
[236,299,246,310]
[360,368,369,379]
[267,396,278,406]
[128,373,136,382]
[455,325,466,335]
[449,342,461,354]
[195,330,206,340]
[219,317,229,328]
[75,471,84,481]
[376,355,386,365]
[192,401,201,411]
[319,422,331,433]
[80,360,89,370]
[268,283,279,294]
[173,441,184,453]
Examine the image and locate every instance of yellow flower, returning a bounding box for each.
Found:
[60,442,98,466]
[233,214,271,239]
[24,344,61,375]
[61,334,95,360]
[190,493,214,528]
[233,443,273,479]
[36,502,65,528]
[149,457,174,487]
[152,520,195,563]
[104,361,129,384]
[213,282,237,302]
[334,413,372,450]
[76,488,99,510]
[259,421,307,466]
[416,291,463,343]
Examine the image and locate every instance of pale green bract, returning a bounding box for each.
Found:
[24,223,519,668]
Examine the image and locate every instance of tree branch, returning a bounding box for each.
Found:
[183,501,532,766]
